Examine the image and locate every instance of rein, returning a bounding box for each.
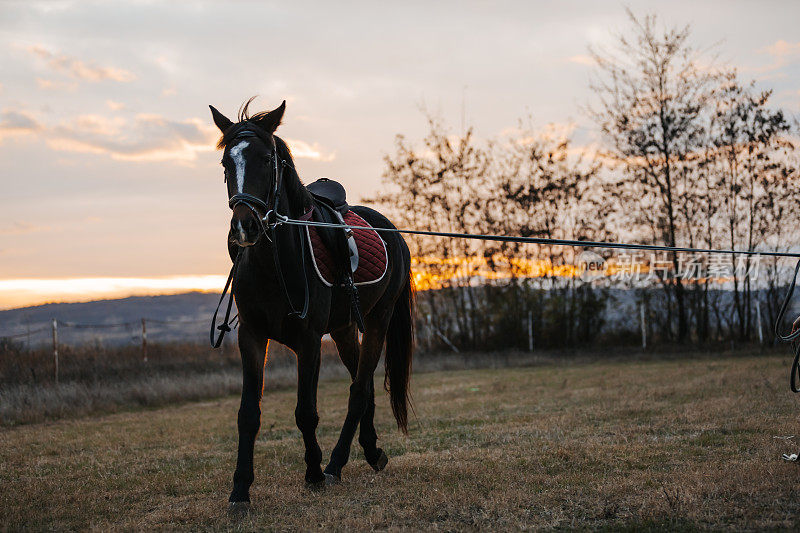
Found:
[210,250,240,348]
[209,129,800,393]
[210,129,310,348]
[270,214,800,392]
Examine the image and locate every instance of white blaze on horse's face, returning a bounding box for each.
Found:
[229,140,250,194]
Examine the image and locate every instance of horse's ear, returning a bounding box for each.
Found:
[255,100,286,133]
[209,105,233,133]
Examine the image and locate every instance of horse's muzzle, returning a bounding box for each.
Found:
[230,209,261,247]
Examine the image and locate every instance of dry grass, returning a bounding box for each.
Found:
[0,343,584,427]
[0,340,344,426]
[2,352,800,530]
[0,339,345,387]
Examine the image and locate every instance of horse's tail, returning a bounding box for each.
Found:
[384,269,415,434]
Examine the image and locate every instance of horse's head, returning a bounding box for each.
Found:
[210,99,286,247]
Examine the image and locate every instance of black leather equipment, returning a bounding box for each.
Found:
[307,178,349,214]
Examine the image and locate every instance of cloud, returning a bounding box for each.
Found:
[0,107,334,164]
[0,222,51,236]
[763,40,800,58]
[0,109,43,142]
[284,138,336,161]
[755,40,800,73]
[27,45,135,83]
[47,113,218,162]
[106,100,125,111]
[36,77,78,91]
[567,54,594,66]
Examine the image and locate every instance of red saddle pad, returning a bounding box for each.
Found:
[301,208,388,286]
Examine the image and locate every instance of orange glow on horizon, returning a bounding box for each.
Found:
[0,275,228,310]
[0,255,711,309]
[411,254,585,291]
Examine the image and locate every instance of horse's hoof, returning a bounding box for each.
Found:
[227,501,251,518]
[305,478,326,491]
[371,449,389,472]
[324,472,341,486]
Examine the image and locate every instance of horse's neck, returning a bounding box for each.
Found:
[281,168,311,217]
[245,163,310,267]
[245,171,309,285]
[245,168,309,255]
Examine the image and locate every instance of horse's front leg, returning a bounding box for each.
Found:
[293,335,325,487]
[229,325,268,512]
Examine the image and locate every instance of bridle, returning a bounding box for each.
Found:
[225,129,284,242]
[210,124,310,348]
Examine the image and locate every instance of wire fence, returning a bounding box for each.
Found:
[0,317,216,384]
[0,314,353,390]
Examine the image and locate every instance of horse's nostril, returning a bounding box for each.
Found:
[230,213,260,246]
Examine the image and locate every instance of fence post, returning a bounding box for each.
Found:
[756,299,764,345]
[51,318,59,385]
[527,310,533,352]
[426,314,432,353]
[640,302,647,350]
[141,318,148,362]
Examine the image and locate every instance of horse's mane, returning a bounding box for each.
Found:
[274,135,313,211]
[216,98,270,149]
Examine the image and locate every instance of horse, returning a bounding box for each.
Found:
[208,99,415,513]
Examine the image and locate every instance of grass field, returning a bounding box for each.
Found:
[2,352,800,530]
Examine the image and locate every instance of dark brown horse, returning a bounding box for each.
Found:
[209,100,414,513]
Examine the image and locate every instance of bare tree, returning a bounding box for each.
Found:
[373,113,605,350]
[485,120,604,345]
[708,72,797,339]
[371,114,491,349]
[589,10,717,341]
[373,12,799,350]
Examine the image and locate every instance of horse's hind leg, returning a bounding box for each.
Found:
[330,324,358,380]
[324,316,390,482]
[330,325,387,470]
[358,379,387,470]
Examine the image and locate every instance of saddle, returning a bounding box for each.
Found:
[307,178,359,273]
[306,178,365,330]
[307,178,349,214]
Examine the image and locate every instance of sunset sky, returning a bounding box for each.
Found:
[1,0,799,309]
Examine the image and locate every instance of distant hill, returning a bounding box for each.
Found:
[2,286,795,349]
[0,292,229,346]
